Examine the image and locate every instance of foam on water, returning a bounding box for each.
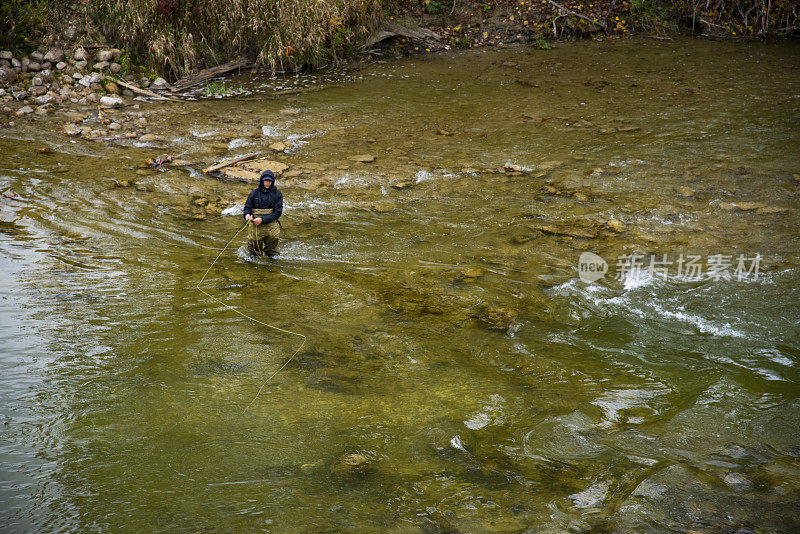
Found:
[415,170,433,183]
[190,128,219,138]
[551,275,748,339]
[221,205,243,216]
[228,138,250,149]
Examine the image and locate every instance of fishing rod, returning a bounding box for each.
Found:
[196,220,307,412]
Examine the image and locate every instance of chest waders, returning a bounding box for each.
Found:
[247,208,282,256]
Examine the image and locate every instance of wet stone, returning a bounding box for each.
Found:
[533,224,598,239]
[349,154,375,163]
[719,201,766,212]
[723,472,754,493]
[330,452,372,478]
[606,218,627,232]
[756,206,787,214]
[461,267,484,279]
[100,95,124,108]
[62,124,81,137]
[474,305,517,330]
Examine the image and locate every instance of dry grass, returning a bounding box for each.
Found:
[671,0,800,37]
[91,0,382,78]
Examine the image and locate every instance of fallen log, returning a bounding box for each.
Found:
[113,79,180,102]
[202,152,261,174]
[170,58,251,93]
[364,20,442,48]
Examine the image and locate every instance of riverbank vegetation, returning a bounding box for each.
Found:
[1,0,798,80]
[91,0,381,77]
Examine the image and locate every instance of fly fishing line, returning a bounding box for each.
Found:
[196,221,307,412]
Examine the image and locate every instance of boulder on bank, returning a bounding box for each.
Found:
[99,95,124,108]
[150,77,169,91]
[43,48,64,63]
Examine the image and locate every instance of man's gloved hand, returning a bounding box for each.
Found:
[245,214,253,222]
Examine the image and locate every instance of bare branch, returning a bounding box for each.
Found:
[547,0,607,35]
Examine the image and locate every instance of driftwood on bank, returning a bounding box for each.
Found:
[113,79,180,102]
[202,152,260,174]
[365,20,442,48]
[170,58,251,93]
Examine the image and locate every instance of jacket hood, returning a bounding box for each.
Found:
[259,169,276,190]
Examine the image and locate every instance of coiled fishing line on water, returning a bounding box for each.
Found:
[196,221,307,412]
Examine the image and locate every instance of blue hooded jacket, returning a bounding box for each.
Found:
[243,170,283,224]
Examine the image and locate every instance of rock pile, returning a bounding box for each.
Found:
[0,46,170,119]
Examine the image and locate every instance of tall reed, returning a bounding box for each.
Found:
[91,0,382,78]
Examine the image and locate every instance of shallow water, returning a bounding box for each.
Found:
[1,37,800,532]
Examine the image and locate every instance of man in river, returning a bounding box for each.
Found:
[243,170,283,257]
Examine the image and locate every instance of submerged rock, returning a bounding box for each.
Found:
[349,154,375,163]
[330,452,372,478]
[756,205,788,214]
[532,224,598,239]
[606,218,627,232]
[723,472,754,493]
[461,267,484,279]
[719,201,766,212]
[474,305,517,330]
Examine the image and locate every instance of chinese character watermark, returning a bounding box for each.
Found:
[578,253,761,283]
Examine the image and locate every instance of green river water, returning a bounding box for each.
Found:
[1,37,799,532]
